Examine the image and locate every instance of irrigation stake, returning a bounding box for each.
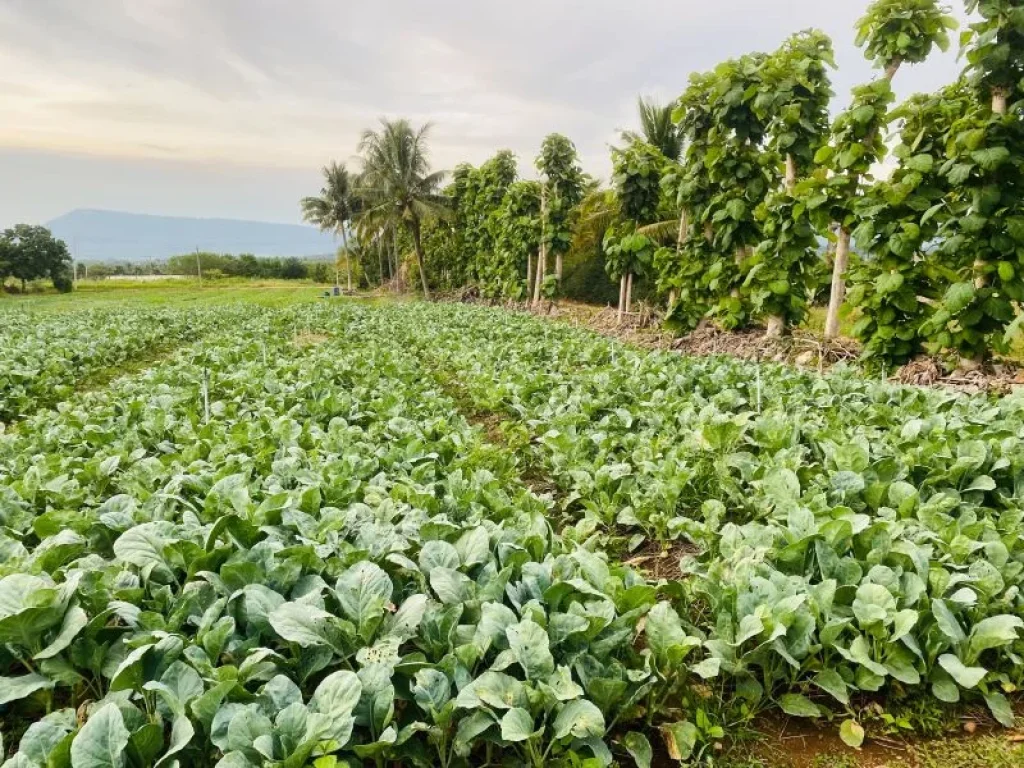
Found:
[202,367,210,423]
[756,364,762,413]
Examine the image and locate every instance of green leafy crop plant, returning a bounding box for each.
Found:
[386,301,1024,745]
[0,302,731,767]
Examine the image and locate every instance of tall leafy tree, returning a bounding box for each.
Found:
[534,134,585,303]
[671,52,777,330]
[821,0,956,339]
[847,84,970,365]
[918,0,1024,365]
[301,162,357,291]
[1,225,72,292]
[749,30,835,336]
[606,141,666,320]
[357,119,449,300]
[488,180,542,299]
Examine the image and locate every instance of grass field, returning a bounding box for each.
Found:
[0,278,331,312]
[0,282,1021,767]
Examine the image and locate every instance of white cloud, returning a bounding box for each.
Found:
[0,0,973,223]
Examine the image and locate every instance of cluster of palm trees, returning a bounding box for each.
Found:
[301,119,448,299]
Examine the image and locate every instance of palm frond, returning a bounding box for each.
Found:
[636,218,682,243]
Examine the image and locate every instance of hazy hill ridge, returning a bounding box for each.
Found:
[46,209,336,262]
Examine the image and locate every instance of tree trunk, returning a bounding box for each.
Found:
[391,228,401,290]
[533,232,547,307]
[824,227,851,340]
[703,222,713,243]
[885,57,902,81]
[678,209,689,247]
[766,314,785,338]
[625,272,634,317]
[668,288,678,310]
[731,246,745,299]
[377,235,385,286]
[556,253,563,283]
[785,154,797,194]
[975,89,1009,290]
[617,273,627,324]
[535,187,548,306]
[340,227,353,292]
[406,218,431,300]
[526,253,534,299]
[993,88,1008,116]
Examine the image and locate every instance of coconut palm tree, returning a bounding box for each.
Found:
[356,119,448,299]
[619,97,684,162]
[301,162,356,291]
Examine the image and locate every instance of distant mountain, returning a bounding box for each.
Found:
[47,209,337,262]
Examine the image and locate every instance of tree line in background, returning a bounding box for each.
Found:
[0,225,73,292]
[308,0,1024,371]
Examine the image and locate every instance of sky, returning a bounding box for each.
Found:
[1,0,973,228]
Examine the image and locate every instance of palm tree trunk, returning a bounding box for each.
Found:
[407,217,431,300]
[625,272,634,316]
[824,227,850,340]
[340,227,353,292]
[526,253,534,300]
[377,234,385,286]
[391,227,400,290]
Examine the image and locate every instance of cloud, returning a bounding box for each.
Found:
[0,0,973,224]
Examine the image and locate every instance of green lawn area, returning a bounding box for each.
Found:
[0,278,335,312]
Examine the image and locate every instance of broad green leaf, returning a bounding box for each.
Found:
[967,615,1023,657]
[310,670,362,747]
[381,593,427,642]
[778,693,822,718]
[268,602,335,648]
[34,605,88,660]
[839,719,865,748]
[412,668,451,714]
[813,669,849,705]
[0,673,54,706]
[429,567,475,605]
[931,599,966,645]
[984,691,1016,728]
[335,562,393,641]
[71,704,129,768]
[500,707,534,742]
[455,671,527,710]
[552,699,605,740]
[623,731,652,768]
[506,619,555,679]
[937,654,986,689]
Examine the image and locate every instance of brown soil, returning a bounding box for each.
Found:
[292,332,330,347]
[624,538,700,581]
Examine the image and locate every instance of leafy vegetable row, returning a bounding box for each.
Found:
[382,302,1024,736]
[1,303,713,767]
[0,306,253,423]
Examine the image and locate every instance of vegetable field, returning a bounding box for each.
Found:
[0,298,1022,766]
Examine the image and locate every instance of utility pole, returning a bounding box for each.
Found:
[195,247,203,287]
